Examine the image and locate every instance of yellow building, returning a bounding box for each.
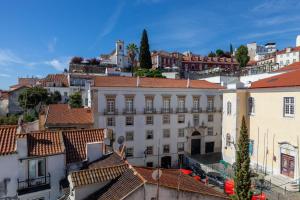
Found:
[222,67,300,190]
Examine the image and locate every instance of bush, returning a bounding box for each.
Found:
[23,112,36,123]
[70,56,83,64]
[0,115,19,125]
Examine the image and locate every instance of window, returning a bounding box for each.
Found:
[208,114,214,122]
[193,114,199,126]
[146,130,154,140]
[163,97,171,111]
[125,97,134,112]
[162,115,170,124]
[226,133,231,147]
[146,162,153,167]
[126,131,134,141]
[177,115,185,123]
[163,129,170,138]
[207,96,214,111]
[145,97,154,112]
[249,140,254,156]
[107,117,115,126]
[193,97,200,110]
[248,97,255,115]
[227,101,232,115]
[126,116,134,126]
[178,128,185,137]
[146,116,154,125]
[207,127,213,136]
[146,146,153,155]
[163,144,170,153]
[29,159,46,179]
[106,98,115,113]
[284,97,295,117]
[177,142,184,152]
[126,147,134,157]
[177,97,185,111]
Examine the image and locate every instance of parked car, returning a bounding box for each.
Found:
[192,168,207,183]
[206,172,225,188]
[224,179,266,200]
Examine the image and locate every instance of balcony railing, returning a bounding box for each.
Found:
[191,107,202,113]
[176,107,188,113]
[104,108,118,115]
[123,108,136,114]
[17,174,51,195]
[144,108,156,114]
[161,108,173,114]
[206,107,216,112]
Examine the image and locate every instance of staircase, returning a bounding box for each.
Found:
[265,174,299,192]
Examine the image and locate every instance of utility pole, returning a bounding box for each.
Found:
[156,138,160,200]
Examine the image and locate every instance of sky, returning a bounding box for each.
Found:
[1,0,300,89]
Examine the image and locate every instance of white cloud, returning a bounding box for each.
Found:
[44,57,70,71]
[47,37,58,53]
[0,73,11,78]
[252,0,300,13]
[0,49,24,66]
[254,16,300,27]
[240,27,300,40]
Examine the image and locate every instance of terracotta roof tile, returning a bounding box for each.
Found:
[88,152,125,169]
[27,131,64,157]
[0,125,17,155]
[277,46,300,55]
[275,61,300,72]
[62,129,105,164]
[70,164,128,188]
[250,69,300,89]
[45,104,93,127]
[135,167,228,198]
[40,74,69,87]
[93,76,223,89]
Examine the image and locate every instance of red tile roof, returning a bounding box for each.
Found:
[93,76,223,89]
[88,152,125,169]
[45,104,93,127]
[277,46,300,55]
[135,167,228,198]
[250,69,300,89]
[62,129,105,164]
[275,61,300,72]
[0,126,17,155]
[40,74,69,87]
[27,131,64,157]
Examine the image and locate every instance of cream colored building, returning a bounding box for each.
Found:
[222,69,300,190]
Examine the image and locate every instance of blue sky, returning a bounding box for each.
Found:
[1,0,300,89]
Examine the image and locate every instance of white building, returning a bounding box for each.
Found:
[247,42,276,61]
[99,40,130,68]
[92,76,224,168]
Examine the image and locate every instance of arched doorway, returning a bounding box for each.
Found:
[161,156,172,168]
[191,131,201,155]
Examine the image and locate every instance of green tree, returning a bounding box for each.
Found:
[230,43,234,55]
[69,92,82,108]
[216,49,225,57]
[134,69,166,78]
[234,116,251,200]
[47,91,62,104]
[18,87,49,111]
[126,43,139,75]
[208,51,216,57]
[139,29,152,69]
[236,45,250,69]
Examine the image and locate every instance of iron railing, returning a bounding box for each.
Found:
[17,174,51,195]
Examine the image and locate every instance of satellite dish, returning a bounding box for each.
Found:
[117,136,125,145]
[152,169,162,181]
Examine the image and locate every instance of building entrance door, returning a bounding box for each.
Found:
[205,142,214,153]
[161,156,171,168]
[281,153,295,178]
[191,139,201,155]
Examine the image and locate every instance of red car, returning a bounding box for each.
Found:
[224,179,266,200]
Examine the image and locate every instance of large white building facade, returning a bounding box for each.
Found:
[92,76,224,168]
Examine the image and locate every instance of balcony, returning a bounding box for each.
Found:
[104,108,118,115]
[176,107,188,113]
[17,174,51,195]
[144,108,156,114]
[123,108,136,114]
[161,108,173,114]
[191,107,202,113]
[206,107,216,113]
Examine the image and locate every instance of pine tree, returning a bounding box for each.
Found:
[230,43,233,55]
[234,116,251,200]
[139,29,152,69]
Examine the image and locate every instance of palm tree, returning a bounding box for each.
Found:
[126,43,139,75]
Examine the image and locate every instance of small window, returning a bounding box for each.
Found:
[177,115,185,123]
[126,147,134,157]
[162,115,170,124]
[146,146,153,155]
[226,133,231,147]
[177,142,184,152]
[227,101,232,115]
[107,117,115,126]
[208,114,214,122]
[163,129,170,138]
[207,127,213,136]
[126,131,134,141]
[249,140,254,156]
[146,116,154,125]
[248,97,255,115]
[284,97,295,117]
[146,130,154,140]
[163,144,170,153]
[193,114,199,126]
[178,128,185,137]
[126,116,134,126]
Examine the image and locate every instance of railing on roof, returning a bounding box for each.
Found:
[17,174,51,195]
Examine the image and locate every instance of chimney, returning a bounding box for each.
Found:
[136,76,140,87]
[16,117,28,158]
[86,142,103,163]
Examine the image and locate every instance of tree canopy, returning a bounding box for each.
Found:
[134,69,166,78]
[127,43,139,74]
[236,45,250,68]
[139,29,152,69]
[18,87,49,110]
[70,56,83,64]
[69,92,82,108]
